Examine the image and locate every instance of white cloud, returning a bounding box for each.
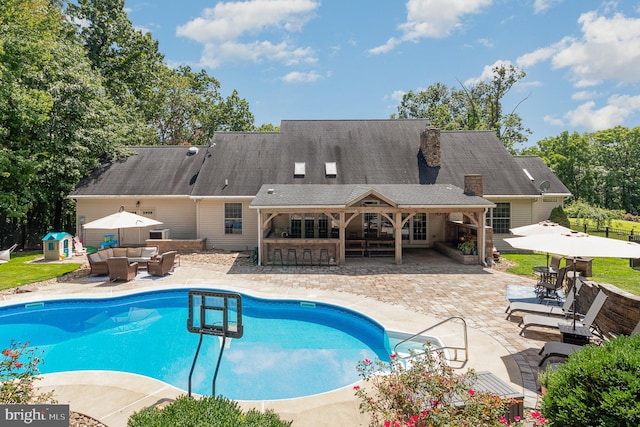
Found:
[544,115,565,127]
[177,0,319,68]
[564,94,640,131]
[384,90,406,103]
[572,90,597,101]
[281,70,322,83]
[551,11,640,84]
[369,0,493,54]
[533,0,563,14]
[463,59,514,86]
[200,40,316,68]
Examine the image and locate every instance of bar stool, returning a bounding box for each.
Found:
[319,248,330,266]
[271,248,283,266]
[302,249,313,266]
[286,248,297,266]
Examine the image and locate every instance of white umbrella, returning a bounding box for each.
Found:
[510,220,573,236]
[504,231,640,259]
[83,206,163,245]
[505,231,640,329]
[510,221,575,267]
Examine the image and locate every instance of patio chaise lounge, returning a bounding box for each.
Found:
[506,274,580,320]
[538,319,640,366]
[519,290,608,336]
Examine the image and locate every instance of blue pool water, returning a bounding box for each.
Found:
[0,289,391,400]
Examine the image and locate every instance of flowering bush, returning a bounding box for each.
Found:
[0,340,55,404]
[354,345,547,426]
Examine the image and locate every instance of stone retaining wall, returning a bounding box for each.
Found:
[574,281,640,337]
[144,238,207,254]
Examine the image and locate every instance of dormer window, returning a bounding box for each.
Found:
[294,162,306,178]
[325,162,337,177]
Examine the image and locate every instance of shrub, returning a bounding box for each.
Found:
[127,395,292,427]
[548,205,571,228]
[354,345,546,426]
[0,340,55,404]
[542,335,640,426]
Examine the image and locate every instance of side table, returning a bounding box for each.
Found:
[558,324,592,346]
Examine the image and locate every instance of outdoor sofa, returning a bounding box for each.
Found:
[87,246,159,276]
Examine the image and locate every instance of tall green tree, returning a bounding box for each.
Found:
[0,0,131,246]
[393,64,531,152]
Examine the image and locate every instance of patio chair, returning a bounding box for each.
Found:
[538,319,640,366]
[536,266,567,300]
[506,277,582,320]
[73,236,86,255]
[0,243,18,264]
[106,257,138,282]
[147,251,177,277]
[519,290,608,336]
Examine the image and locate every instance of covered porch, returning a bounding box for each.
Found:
[250,183,495,266]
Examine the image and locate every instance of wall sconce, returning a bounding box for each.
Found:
[136,201,140,208]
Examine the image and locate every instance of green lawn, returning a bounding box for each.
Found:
[501,253,640,296]
[0,252,82,291]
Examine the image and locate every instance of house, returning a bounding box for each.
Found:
[42,231,74,260]
[70,119,571,265]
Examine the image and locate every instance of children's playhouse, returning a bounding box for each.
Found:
[42,232,73,260]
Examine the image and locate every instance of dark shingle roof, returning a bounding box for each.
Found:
[72,146,207,196]
[513,156,571,195]
[250,184,495,208]
[72,120,571,199]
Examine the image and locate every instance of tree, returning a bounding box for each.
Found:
[393,65,531,151]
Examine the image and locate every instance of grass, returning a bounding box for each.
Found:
[0,252,82,291]
[501,253,640,296]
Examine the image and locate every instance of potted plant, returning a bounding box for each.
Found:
[537,364,556,396]
[458,240,476,255]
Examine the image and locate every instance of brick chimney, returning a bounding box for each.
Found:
[420,126,441,167]
[464,174,483,197]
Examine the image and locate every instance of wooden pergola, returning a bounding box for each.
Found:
[250,184,495,266]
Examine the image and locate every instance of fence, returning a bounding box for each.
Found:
[573,224,639,242]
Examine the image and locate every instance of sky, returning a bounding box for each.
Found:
[125,0,640,147]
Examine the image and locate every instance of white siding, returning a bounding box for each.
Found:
[76,198,195,248]
[197,199,258,251]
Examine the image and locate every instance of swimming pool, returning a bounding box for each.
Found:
[0,289,391,400]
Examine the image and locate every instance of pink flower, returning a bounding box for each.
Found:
[421,411,428,418]
[364,358,371,364]
[1,349,9,356]
[353,385,360,390]
[384,421,391,427]
[468,389,475,397]
[14,362,22,368]
[499,416,508,424]
[410,415,419,422]
[514,416,521,422]
[390,353,397,359]
[531,411,541,418]
[536,417,547,424]
[393,421,401,427]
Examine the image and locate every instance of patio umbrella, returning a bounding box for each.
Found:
[510,220,573,236]
[509,221,574,268]
[83,206,163,245]
[505,231,640,328]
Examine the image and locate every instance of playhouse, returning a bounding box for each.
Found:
[42,232,73,260]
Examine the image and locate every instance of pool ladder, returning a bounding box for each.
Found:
[393,316,469,368]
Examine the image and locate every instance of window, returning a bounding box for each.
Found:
[487,202,511,233]
[224,203,242,235]
[289,213,330,238]
[412,213,427,241]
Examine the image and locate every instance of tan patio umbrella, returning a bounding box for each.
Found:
[510,221,574,267]
[509,220,573,236]
[83,206,163,246]
[505,231,640,328]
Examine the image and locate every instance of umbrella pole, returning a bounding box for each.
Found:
[572,256,578,330]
